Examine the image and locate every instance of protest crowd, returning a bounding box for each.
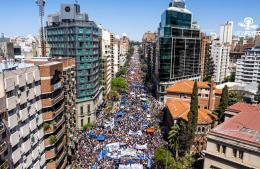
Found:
[75,48,165,169]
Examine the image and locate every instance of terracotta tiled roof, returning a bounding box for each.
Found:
[215,89,222,95]
[166,80,216,94]
[211,103,260,146]
[166,100,217,125]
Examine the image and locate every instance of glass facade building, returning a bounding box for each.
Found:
[46,5,100,103]
[156,0,201,100]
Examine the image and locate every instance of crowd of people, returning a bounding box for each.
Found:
[75,48,165,169]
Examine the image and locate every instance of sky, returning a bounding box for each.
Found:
[0,0,260,41]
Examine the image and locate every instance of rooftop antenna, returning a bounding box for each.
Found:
[35,0,46,57]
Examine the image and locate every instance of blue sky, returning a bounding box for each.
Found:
[0,0,259,41]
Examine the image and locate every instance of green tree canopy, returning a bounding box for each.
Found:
[217,85,229,123]
[168,124,181,159]
[154,147,176,169]
[111,77,128,93]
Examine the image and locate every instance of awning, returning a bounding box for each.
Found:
[146,128,155,133]
[96,135,106,141]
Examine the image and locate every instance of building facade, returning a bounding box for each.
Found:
[156,0,201,101]
[101,29,112,100]
[164,80,222,111]
[204,103,260,169]
[0,34,14,59]
[0,61,45,169]
[236,48,260,83]
[28,58,67,169]
[53,57,76,164]
[46,3,103,128]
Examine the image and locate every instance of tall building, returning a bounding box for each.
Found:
[236,47,260,83]
[0,87,10,169]
[53,57,76,164]
[0,61,45,169]
[46,3,103,128]
[220,21,233,45]
[211,21,233,83]
[204,103,260,169]
[28,58,67,169]
[142,32,156,80]
[101,29,112,100]
[156,0,201,101]
[119,34,130,68]
[211,40,230,82]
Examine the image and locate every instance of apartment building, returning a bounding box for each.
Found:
[204,104,260,169]
[0,60,45,169]
[235,47,260,83]
[110,33,119,77]
[119,35,130,68]
[101,29,112,100]
[53,57,76,163]
[28,58,67,169]
[164,80,222,111]
[0,90,10,169]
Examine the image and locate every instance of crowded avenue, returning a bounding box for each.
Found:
[75,47,166,169]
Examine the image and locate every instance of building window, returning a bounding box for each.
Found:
[88,117,90,124]
[81,119,84,127]
[239,150,243,159]
[88,105,90,113]
[222,145,226,154]
[233,149,237,157]
[216,144,220,152]
[80,106,83,115]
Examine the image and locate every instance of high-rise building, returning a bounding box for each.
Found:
[0,89,11,169]
[211,21,233,83]
[119,34,130,68]
[235,47,260,83]
[155,0,201,101]
[110,33,119,77]
[220,21,233,45]
[28,58,67,169]
[46,3,103,128]
[101,29,112,100]
[0,34,14,59]
[53,57,76,164]
[0,61,45,169]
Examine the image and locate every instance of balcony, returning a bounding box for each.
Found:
[0,160,8,169]
[0,123,5,135]
[55,117,65,130]
[53,91,64,105]
[6,96,16,110]
[56,151,66,166]
[0,141,7,155]
[45,148,56,160]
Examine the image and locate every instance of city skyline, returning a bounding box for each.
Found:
[0,0,260,41]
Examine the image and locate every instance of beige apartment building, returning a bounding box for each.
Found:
[0,60,45,169]
[204,103,260,169]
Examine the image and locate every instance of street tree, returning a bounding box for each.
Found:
[218,85,229,123]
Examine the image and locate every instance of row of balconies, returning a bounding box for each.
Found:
[0,160,8,169]
[0,141,7,155]
[43,103,64,122]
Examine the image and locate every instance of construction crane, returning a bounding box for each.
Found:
[35,0,46,57]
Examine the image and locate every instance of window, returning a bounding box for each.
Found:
[232,149,237,157]
[216,144,220,152]
[87,105,90,113]
[205,94,209,97]
[222,145,226,154]
[80,106,83,115]
[81,119,84,127]
[88,117,90,123]
[239,150,243,159]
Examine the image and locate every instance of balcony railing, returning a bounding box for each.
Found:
[0,141,7,155]
[0,160,8,169]
[0,123,4,134]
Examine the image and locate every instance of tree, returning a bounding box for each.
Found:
[229,72,236,82]
[111,77,128,93]
[168,124,181,159]
[255,83,260,103]
[228,91,243,106]
[154,147,176,169]
[187,81,198,152]
[48,135,57,144]
[109,90,120,101]
[217,85,229,123]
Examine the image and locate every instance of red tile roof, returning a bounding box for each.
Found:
[166,100,218,125]
[166,80,220,94]
[211,103,260,146]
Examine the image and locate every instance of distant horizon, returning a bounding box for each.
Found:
[0,0,260,41]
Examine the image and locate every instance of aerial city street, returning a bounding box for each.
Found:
[0,0,260,169]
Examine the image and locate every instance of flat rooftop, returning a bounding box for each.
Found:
[0,61,34,72]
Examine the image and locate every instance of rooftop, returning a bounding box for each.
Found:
[166,100,218,124]
[211,103,260,146]
[166,80,221,94]
[0,60,34,72]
